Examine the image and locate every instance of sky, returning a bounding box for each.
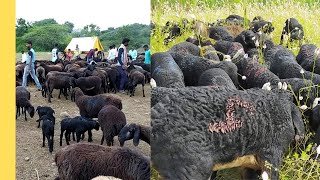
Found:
[16,0,151,30]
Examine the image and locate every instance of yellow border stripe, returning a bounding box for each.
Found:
[0,0,15,179]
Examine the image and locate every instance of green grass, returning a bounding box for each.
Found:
[151,0,320,179]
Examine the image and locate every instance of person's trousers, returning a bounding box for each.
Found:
[22,64,42,90]
[117,66,128,91]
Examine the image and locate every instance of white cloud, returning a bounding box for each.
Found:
[16,0,151,30]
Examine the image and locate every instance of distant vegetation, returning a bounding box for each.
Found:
[16,18,150,52]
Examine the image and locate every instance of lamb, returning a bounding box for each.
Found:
[151,86,305,180]
[169,52,239,87]
[72,87,122,118]
[250,20,274,34]
[98,105,127,146]
[46,75,72,103]
[40,116,54,153]
[198,68,237,90]
[59,116,100,146]
[208,26,234,41]
[234,30,259,52]
[36,106,55,128]
[54,143,150,180]
[280,18,304,46]
[118,123,151,146]
[151,52,185,88]
[296,44,320,75]
[127,69,146,97]
[69,76,102,96]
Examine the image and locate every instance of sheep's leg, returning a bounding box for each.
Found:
[37,119,41,128]
[142,84,145,97]
[58,89,62,99]
[42,132,45,147]
[76,131,81,143]
[65,131,70,145]
[280,31,285,45]
[16,106,18,119]
[260,151,281,180]
[87,130,92,142]
[59,129,64,146]
[210,171,217,180]
[100,134,104,145]
[48,135,53,153]
[24,108,27,121]
[72,132,76,141]
[64,88,68,100]
[242,168,260,180]
[48,87,53,103]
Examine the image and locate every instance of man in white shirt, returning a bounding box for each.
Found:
[107,45,117,63]
[51,43,59,64]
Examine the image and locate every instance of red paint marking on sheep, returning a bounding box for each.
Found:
[208,96,255,133]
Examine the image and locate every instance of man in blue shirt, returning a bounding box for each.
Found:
[143,45,151,64]
[22,41,42,91]
[117,38,130,93]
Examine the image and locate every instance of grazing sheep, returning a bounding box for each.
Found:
[46,75,72,103]
[169,52,239,87]
[16,97,35,121]
[234,30,259,52]
[118,123,151,146]
[72,87,122,118]
[198,68,237,90]
[41,117,54,153]
[127,69,145,97]
[36,106,55,128]
[250,20,274,34]
[280,18,304,46]
[296,44,320,74]
[98,105,127,146]
[59,116,100,146]
[208,26,234,41]
[55,143,150,180]
[151,52,185,88]
[70,76,102,96]
[151,86,304,180]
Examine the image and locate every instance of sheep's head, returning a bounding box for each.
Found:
[118,123,140,146]
[27,105,35,118]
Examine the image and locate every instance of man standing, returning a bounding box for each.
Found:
[128,47,138,61]
[22,41,42,91]
[143,45,151,64]
[107,45,117,63]
[51,43,59,64]
[86,48,97,63]
[117,38,130,93]
[73,44,81,60]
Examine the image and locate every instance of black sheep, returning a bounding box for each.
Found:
[296,44,320,75]
[46,75,72,103]
[234,30,259,52]
[118,123,151,146]
[208,26,234,41]
[213,40,244,61]
[198,68,237,90]
[250,20,274,34]
[55,143,150,180]
[16,97,35,121]
[69,76,102,96]
[59,116,100,146]
[201,45,220,61]
[41,116,54,153]
[186,37,200,46]
[151,86,304,180]
[280,18,304,46]
[169,52,239,87]
[151,52,185,88]
[36,106,55,128]
[105,67,120,93]
[168,41,201,56]
[98,105,127,146]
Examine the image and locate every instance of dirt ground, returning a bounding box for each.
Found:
[16,84,151,180]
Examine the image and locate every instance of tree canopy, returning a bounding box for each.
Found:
[16,18,150,52]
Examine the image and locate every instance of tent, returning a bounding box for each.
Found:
[65,36,104,53]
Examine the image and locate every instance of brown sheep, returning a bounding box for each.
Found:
[54,143,150,180]
[73,87,122,118]
[98,105,127,146]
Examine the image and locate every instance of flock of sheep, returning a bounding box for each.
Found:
[16,59,151,180]
[151,15,320,179]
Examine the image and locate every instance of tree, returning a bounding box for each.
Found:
[32,18,57,27]
[64,21,74,33]
[16,18,30,37]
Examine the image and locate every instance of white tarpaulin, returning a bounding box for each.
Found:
[65,36,104,53]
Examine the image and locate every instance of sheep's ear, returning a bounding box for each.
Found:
[133,126,140,146]
[242,34,247,44]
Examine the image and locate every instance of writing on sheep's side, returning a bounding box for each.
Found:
[208,96,255,133]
